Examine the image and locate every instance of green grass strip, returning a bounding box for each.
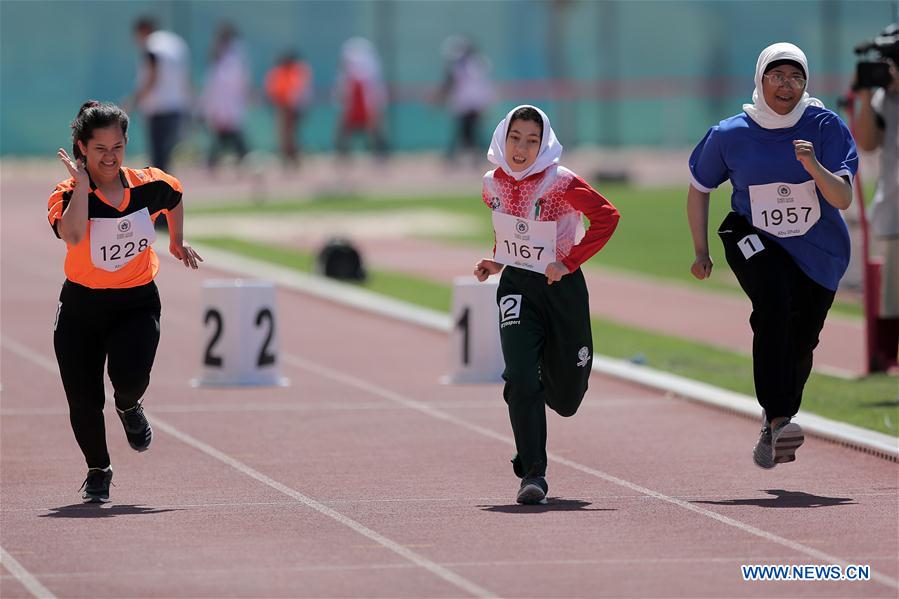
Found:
[187,187,863,318]
[195,235,898,437]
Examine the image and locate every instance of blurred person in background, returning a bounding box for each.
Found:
[201,23,251,173]
[473,105,620,505]
[49,101,202,502]
[334,37,388,159]
[853,38,899,361]
[687,43,858,469]
[437,36,494,167]
[129,17,191,174]
[265,50,312,169]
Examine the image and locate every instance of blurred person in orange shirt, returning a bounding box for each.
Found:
[334,37,388,160]
[265,50,312,169]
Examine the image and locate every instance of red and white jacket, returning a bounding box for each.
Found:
[482,165,620,272]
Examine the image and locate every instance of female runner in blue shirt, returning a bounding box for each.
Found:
[686,43,858,469]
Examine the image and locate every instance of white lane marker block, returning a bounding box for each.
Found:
[193,279,288,387]
[442,277,504,384]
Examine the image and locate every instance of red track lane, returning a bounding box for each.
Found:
[2,196,897,598]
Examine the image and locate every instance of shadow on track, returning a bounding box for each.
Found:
[692,489,856,508]
[40,504,181,518]
[478,498,616,514]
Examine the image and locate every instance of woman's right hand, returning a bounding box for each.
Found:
[57,148,87,187]
[690,253,713,280]
[474,258,503,282]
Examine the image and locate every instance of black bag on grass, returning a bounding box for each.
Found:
[317,238,366,282]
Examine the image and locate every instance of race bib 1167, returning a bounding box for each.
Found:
[491,211,556,274]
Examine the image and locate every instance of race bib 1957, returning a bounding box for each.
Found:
[89,207,156,272]
[749,180,820,238]
[491,211,556,274]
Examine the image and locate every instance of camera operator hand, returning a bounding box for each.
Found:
[853,61,894,152]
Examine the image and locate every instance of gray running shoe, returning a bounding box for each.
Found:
[80,468,113,503]
[516,476,548,505]
[117,403,152,452]
[753,426,775,469]
[772,420,805,464]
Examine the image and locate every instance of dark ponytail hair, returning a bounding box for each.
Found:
[70,100,129,161]
[507,106,544,141]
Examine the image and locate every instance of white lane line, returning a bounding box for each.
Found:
[0,336,495,599]
[282,352,899,591]
[0,547,57,599]
[0,397,667,417]
[149,419,492,598]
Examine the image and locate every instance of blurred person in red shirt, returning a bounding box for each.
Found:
[265,50,312,169]
[334,37,388,159]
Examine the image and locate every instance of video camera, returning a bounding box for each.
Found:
[854,23,899,90]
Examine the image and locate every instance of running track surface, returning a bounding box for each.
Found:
[1,194,898,598]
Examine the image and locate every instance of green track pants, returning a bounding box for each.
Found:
[497,266,593,478]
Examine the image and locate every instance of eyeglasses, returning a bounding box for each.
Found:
[763,73,807,89]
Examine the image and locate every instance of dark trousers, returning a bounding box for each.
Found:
[275,107,301,167]
[718,212,835,421]
[497,266,593,477]
[208,129,248,169]
[447,111,481,159]
[147,112,183,173]
[53,281,161,469]
[335,124,388,158]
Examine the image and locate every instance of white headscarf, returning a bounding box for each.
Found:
[742,42,824,130]
[487,104,562,181]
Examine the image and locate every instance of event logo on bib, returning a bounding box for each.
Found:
[118,219,132,233]
[778,185,791,197]
[516,220,529,234]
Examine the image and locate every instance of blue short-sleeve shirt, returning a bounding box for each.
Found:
[689,106,858,290]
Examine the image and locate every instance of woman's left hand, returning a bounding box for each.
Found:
[793,139,820,175]
[545,261,569,285]
[170,240,204,269]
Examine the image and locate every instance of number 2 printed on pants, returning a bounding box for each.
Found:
[499,294,522,323]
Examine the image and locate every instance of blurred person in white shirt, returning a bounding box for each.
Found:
[201,23,251,172]
[130,17,191,174]
[438,36,494,167]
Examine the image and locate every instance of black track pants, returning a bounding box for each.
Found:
[497,267,593,477]
[53,281,161,469]
[718,212,835,421]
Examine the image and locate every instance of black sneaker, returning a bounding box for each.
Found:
[117,404,152,452]
[80,468,113,503]
[517,475,548,505]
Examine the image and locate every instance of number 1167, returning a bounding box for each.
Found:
[503,240,544,260]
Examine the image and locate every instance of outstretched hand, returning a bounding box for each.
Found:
[57,148,87,187]
[170,240,204,270]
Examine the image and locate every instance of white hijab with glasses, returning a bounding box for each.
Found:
[743,42,824,130]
